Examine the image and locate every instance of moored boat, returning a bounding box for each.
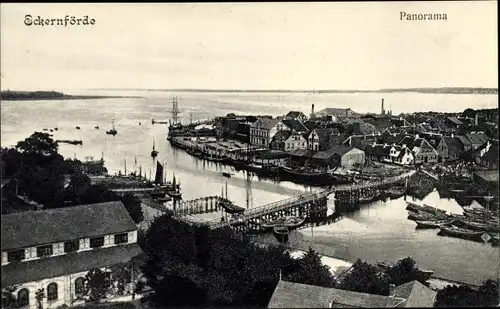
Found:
[284,216,306,229]
[261,217,287,230]
[222,172,232,178]
[415,219,455,229]
[438,225,485,242]
[273,225,289,236]
[454,218,499,233]
[407,211,437,222]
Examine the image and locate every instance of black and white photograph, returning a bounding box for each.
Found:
[1,2,498,308]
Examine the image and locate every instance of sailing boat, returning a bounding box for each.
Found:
[106,119,118,136]
[154,161,164,185]
[151,138,159,158]
[166,173,182,199]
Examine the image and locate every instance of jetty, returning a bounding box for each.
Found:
[198,171,415,233]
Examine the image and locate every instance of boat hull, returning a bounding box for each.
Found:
[438,226,485,242]
[415,219,454,229]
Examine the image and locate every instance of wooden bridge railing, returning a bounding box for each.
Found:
[206,170,416,230]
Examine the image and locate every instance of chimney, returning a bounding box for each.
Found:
[415,134,419,139]
[311,104,315,119]
[451,133,454,138]
[475,113,479,126]
[389,284,396,298]
[381,98,385,115]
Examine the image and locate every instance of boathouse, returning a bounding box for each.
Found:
[1,201,142,309]
[310,146,365,169]
[267,280,437,308]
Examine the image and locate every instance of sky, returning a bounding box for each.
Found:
[0,2,497,91]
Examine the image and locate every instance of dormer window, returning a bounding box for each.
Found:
[65,240,80,253]
[7,249,25,262]
[37,245,53,258]
[90,236,105,249]
[114,233,129,245]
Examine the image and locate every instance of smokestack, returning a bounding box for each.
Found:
[475,113,479,126]
[310,104,315,119]
[381,98,385,115]
[389,284,396,298]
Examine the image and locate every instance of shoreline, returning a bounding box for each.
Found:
[1,95,142,101]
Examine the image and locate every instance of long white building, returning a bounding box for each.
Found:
[1,201,142,309]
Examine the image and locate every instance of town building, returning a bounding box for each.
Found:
[282,119,309,134]
[308,128,336,151]
[475,139,499,169]
[364,144,391,162]
[465,132,489,150]
[250,118,289,147]
[436,136,463,162]
[284,133,308,152]
[391,145,414,165]
[398,135,439,165]
[310,146,365,169]
[1,201,142,309]
[267,280,437,308]
[284,111,308,122]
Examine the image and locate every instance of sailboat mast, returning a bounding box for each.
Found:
[225,181,228,200]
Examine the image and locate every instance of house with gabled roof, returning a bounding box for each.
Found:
[436,135,464,162]
[250,118,289,147]
[475,139,499,169]
[398,135,438,165]
[282,119,309,134]
[1,201,142,309]
[284,133,307,152]
[267,280,437,308]
[308,128,336,151]
[284,111,308,122]
[465,132,489,150]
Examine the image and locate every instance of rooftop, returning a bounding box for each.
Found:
[251,118,280,130]
[1,201,137,251]
[267,280,426,308]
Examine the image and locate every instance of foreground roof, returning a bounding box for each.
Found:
[1,201,137,251]
[394,281,437,308]
[267,281,407,308]
[2,243,142,286]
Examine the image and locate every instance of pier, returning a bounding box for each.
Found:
[201,170,416,233]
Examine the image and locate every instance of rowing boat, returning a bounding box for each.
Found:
[415,219,455,229]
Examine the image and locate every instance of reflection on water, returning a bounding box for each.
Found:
[1,90,498,286]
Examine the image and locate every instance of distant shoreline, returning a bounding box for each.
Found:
[0,91,142,101]
[90,87,499,95]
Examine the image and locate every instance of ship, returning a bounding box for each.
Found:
[166,172,182,199]
[106,119,118,136]
[151,138,158,158]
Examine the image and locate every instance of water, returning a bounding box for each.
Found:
[1,89,498,285]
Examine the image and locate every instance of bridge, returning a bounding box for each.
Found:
[204,170,416,232]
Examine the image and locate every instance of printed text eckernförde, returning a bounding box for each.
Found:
[24,15,96,27]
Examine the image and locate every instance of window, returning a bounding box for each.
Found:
[90,236,104,249]
[37,245,53,258]
[47,283,58,301]
[65,240,80,253]
[114,233,128,245]
[17,289,29,307]
[7,249,25,262]
[75,277,85,296]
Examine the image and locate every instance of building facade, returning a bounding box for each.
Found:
[250,118,288,147]
[284,133,307,152]
[1,201,142,309]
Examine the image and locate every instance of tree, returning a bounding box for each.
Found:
[386,257,429,286]
[462,108,476,119]
[16,132,59,158]
[434,279,499,307]
[477,279,499,307]
[340,259,390,295]
[84,268,110,302]
[286,247,337,288]
[1,286,18,309]
[120,193,143,224]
